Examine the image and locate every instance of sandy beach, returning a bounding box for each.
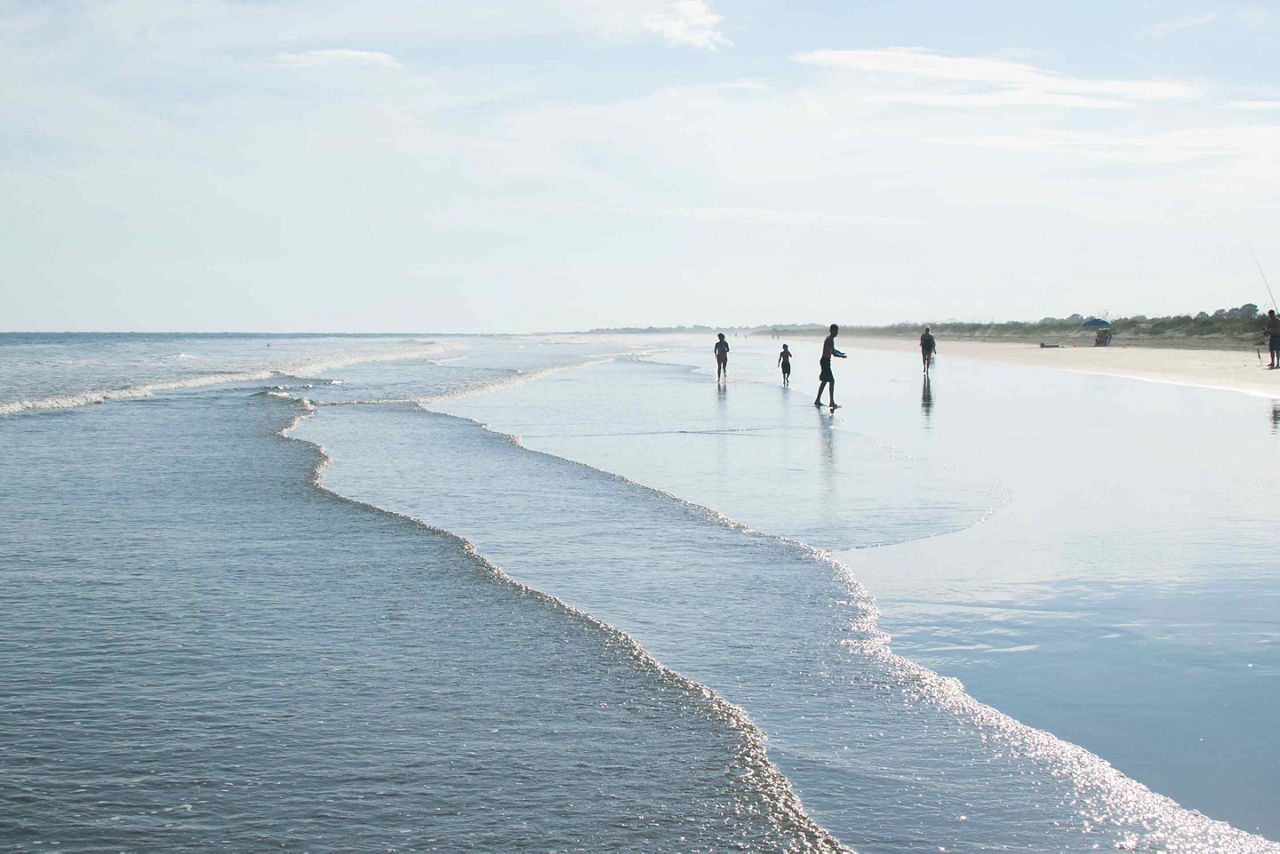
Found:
[846,336,1280,401]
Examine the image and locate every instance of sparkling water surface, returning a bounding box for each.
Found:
[0,332,448,413]
[2,332,1277,851]
[2,390,824,850]
[434,336,1280,840]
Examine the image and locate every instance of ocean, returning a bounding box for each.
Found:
[1,332,1276,852]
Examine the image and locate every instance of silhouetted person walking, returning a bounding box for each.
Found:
[920,326,936,374]
[714,333,730,382]
[814,324,846,408]
[778,344,792,385]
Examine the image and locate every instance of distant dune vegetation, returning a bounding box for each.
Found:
[832,304,1270,341]
[593,304,1273,349]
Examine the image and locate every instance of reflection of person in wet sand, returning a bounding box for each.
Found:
[920,326,936,374]
[778,344,792,385]
[714,333,730,382]
[813,324,846,409]
[921,375,933,420]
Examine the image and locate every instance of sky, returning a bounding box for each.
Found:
[2,1,1278,333]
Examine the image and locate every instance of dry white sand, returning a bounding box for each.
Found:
[848,337,1280,400]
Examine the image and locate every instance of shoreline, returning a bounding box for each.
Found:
[845,336,1280,401]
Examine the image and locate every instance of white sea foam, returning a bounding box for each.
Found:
[287,345,455,378]
[292,353,630,411]
[0,370,279,416]
[0,342,456,418]
[278,405,851,854]
[415,410,1276,853]
[259,341,1280,851]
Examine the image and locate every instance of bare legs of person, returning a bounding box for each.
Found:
[814,380,836,408]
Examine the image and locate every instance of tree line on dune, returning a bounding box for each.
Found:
[765,305,1271,341]
[587,304,1273,342]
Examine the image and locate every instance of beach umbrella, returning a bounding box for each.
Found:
[1082,318,1111,327]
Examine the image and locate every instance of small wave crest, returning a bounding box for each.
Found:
[289,355,628,412]
[0,370,279,416]
[0,342,457,418]
[278,408,850,852]
[421,410,1276,853]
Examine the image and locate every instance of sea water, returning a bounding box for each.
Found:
[1,332,1277,852]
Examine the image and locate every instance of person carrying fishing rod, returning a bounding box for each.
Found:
[1253,251,1280,368]
[1264,309,1280,369]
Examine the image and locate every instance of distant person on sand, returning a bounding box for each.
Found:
[920,326,937,374]
[778,344,792,385]
[814,324,846,408]
[1265,310,1280,369]
[714,333,730,381]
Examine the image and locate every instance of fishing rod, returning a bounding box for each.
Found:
[1251,248,1278,311]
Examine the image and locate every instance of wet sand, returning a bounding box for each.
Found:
[847,336,1280,400]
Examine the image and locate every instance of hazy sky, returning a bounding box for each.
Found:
[3,1,1278,332]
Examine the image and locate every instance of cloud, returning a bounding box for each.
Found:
[272,49,401,69]
[1138,12,1217,39]
[72,1,731,59]
[657,206,913,227]
[1233,8,1270,26]
[3,4,1278,331]
[643,0,729,49]
[1228,100,1280,110]
[934,126,1280,164]
[794,48,1200,108]
[858,89,1125,110]
[987,47,1047,62]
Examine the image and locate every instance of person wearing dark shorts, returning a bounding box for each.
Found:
[813,324,846,408]
[778,344,792,385]
[714,333,730,382]
[1265,310,1280,369]
[920,326,936,375]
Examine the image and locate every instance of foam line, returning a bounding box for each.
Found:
[294,354,629,410]
[276,399,852,854]
[271,354,1272,850]
[0,344,454,418]
[415,405,1275,852]
[0,369,278,416]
